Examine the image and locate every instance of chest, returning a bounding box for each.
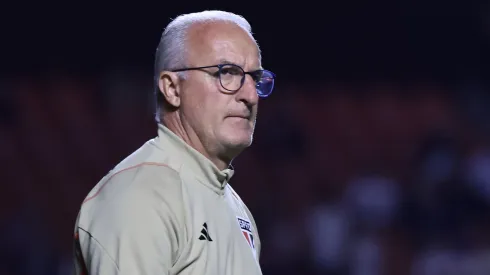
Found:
[173,182,261,275]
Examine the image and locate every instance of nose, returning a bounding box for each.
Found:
[236,74,259,106]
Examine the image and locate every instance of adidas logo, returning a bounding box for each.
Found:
[198,222,213,241]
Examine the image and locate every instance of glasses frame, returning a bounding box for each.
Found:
[171,63,276,97]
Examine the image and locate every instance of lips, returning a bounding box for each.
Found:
[228,115,249,120]
[227,114,251,121]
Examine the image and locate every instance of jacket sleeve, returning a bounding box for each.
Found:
[75,165,185,275]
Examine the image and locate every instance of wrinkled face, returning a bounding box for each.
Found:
[179,22,262,158]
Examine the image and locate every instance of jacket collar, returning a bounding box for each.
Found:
[155,124,234,195]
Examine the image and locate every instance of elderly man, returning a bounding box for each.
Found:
[73,10,275,275]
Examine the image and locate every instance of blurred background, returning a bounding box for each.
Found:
[2,1,490,275]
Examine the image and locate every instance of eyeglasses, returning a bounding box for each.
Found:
[171,63,276,97]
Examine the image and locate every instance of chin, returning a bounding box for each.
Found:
[226,136,253,148]
[218,122,255,151]
[221,132,254,151]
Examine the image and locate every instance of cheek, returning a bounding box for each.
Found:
[182,79,230,130]
[185,90,221,127]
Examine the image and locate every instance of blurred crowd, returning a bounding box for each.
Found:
[1,71,490,275]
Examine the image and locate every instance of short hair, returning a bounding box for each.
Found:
[153,10,259,123]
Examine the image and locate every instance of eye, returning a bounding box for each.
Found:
[250,71,264,83]
[220,66,243,76]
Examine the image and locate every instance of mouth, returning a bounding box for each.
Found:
[227,114,251,120]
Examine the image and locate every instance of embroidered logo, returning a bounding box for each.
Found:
[237,217,257,259]
[198,222,213,241]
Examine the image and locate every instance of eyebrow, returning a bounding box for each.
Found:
[217,59,263,71]
[218,59,240,66]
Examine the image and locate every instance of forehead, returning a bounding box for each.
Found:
[186,22,261,68]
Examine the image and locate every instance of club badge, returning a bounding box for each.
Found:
[237,216,257,259]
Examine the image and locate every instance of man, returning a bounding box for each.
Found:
[73,10,275,275]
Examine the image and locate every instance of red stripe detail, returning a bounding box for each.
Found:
[243,231,251,246]
[83,162,174,204]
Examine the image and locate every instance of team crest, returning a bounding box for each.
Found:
[237,217,257,259]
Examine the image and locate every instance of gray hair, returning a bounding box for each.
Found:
[154,10,259,123]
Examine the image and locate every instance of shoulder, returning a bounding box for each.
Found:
[82,139,185,208]
[84,161,182,205]
[74,140,191,271]
[78,160,185,235]
[74,162,187,273]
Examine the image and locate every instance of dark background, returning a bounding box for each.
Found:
[2,1,490,274]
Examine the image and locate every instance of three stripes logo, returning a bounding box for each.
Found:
[198,222,213,241]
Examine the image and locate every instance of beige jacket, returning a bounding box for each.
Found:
[73,124,262,275]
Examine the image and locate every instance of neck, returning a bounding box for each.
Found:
[162,114,230,171]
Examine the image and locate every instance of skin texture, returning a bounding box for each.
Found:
[158,21,261,170]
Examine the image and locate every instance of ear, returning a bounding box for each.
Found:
[158,71,181,108]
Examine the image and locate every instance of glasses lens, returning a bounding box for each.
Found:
[219,64,244,91]
[256,70,275,97]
